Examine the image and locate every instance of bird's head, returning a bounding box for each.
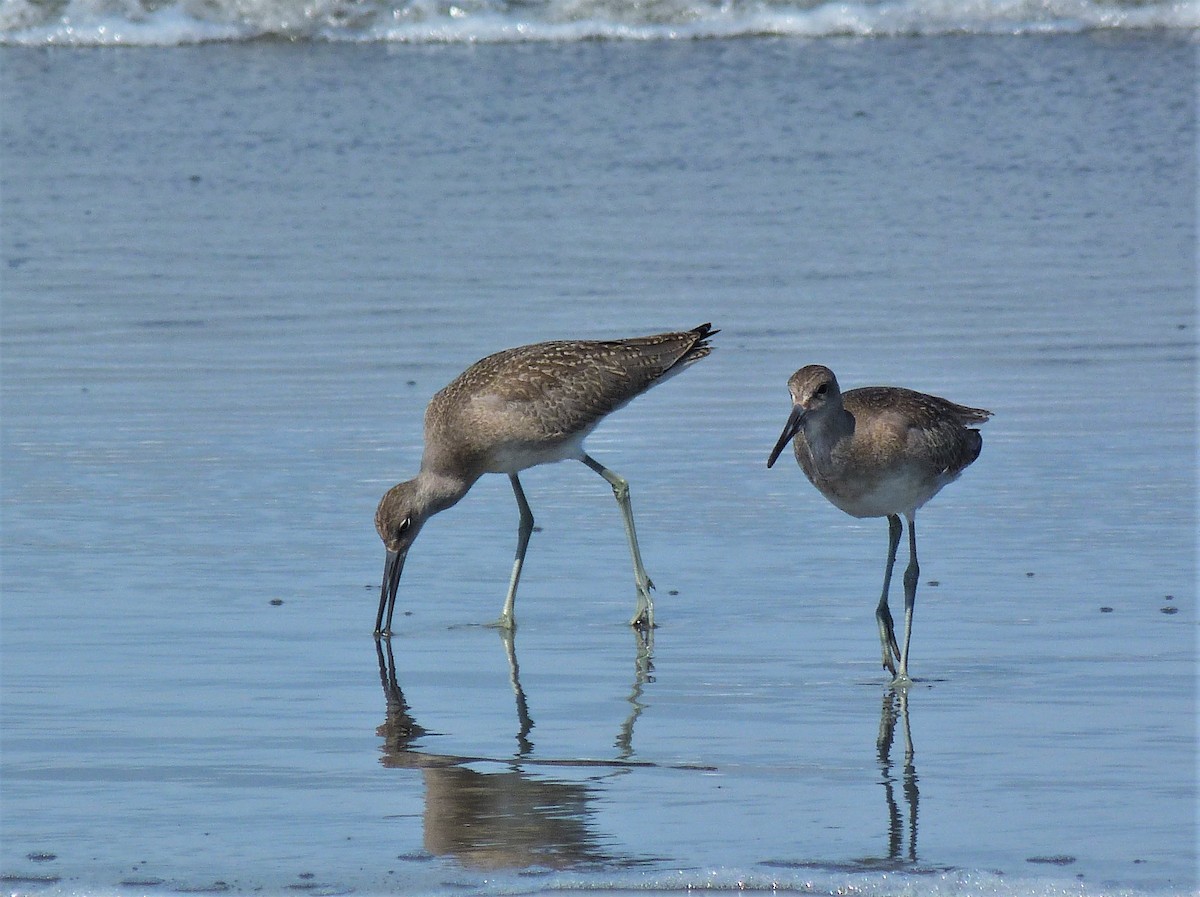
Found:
[788,364,841,416]
[373,480,430,635]
[767,365,842,468]
[375,480,427,556]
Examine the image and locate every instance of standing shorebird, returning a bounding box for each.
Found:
[374,323,717,636]
[767,365,991,686]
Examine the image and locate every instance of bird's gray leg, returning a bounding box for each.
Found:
[495,473,534,630]
[582,454,655,628]
[876,514,903,675]
[894,512,919,687]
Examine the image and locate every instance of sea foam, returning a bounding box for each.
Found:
[2,0,1198,44]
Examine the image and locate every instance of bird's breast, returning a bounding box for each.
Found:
[797,430,954,518]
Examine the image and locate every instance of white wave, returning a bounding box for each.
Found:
[493,865,1191,897]
[1,0,1197,44]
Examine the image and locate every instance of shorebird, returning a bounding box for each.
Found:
[767,365,991,686]
[374,323,717,636]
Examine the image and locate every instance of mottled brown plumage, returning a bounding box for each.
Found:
[421,330,713,484]
[374,324,717,636]
[768,364,991,686]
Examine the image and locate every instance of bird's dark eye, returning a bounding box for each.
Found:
[815,383,828,397]
[397,516,412,536]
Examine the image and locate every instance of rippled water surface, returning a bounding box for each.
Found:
[2,35,1195,897]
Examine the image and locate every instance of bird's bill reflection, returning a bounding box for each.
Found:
[375,548,405,635]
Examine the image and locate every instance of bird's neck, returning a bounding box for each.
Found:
[803,406,854,468]
[415,468,473,516]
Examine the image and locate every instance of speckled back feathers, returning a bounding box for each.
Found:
[842,385,991,478]
[421,323,716,479]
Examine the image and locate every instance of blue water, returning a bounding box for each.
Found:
[2,31,1196,897]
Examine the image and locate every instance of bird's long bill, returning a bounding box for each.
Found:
[767,405,806,468]
[375,548,406,636]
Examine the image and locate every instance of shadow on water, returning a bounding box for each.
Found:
[373,630,678,871]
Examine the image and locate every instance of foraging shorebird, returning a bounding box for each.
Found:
[374,324,717,636]
[767,364,991,686]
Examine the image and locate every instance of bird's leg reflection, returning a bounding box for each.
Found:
[372,636,647,870]
[497,627,535,757]
[876,688,918,864]
[615,627,654,760]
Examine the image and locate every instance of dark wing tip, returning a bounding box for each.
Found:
[962,405,993,424]
[689,323,719,354]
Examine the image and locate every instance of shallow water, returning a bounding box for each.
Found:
[2,34,1196,897]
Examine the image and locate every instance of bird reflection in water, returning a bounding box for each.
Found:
[616,630,653,760]
[374,631,656,871]
[876,687,918,866]
[762,689,927,878]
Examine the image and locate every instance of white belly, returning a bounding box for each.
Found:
[485,432,588,475]
[820,466,960,519]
